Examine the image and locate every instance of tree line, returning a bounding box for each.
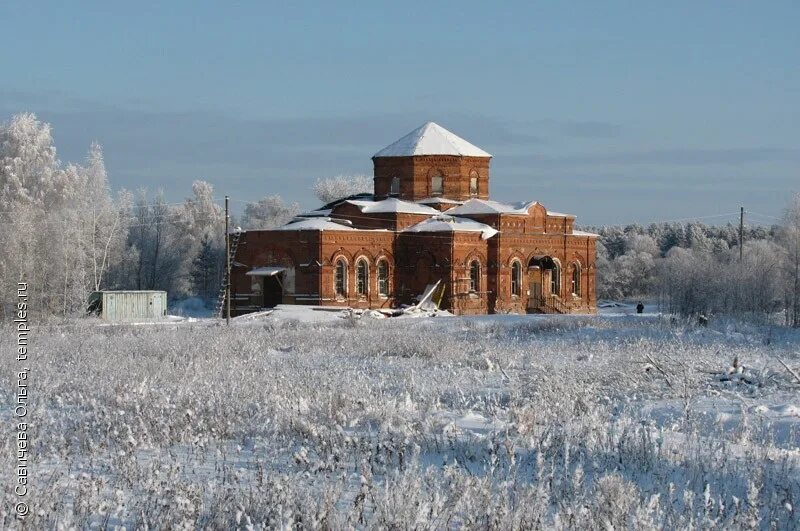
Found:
[586,203,800,326]
[2,112,798,325]
[0,113,371,318]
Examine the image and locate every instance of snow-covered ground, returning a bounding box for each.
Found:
[2,311,798,529]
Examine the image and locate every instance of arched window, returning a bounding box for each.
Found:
[571,263,581,296]
[356,258,369,296]
[469,260,480,292]
[511,260,522,296]
[389,177,400,196]
[551,261,561,297]
[377,259,389,297]
[431,173,443,196]
[469,171,479,196]
[335,259,347,298]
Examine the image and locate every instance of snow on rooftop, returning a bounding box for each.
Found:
[297,208,332,218]
[276,218,357,231]
[445,198,538,216]
[373,122,492,158]
[318,192,374,211]
[417,197,464,205]
[403,215,499,240]
[572,229,600,237]
[546,210,575,218]
[345,198,440,215]
[246,266,286,276]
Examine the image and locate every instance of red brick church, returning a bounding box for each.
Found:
[230,122,597,315]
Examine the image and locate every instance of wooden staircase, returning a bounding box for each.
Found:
[527,294,569,314]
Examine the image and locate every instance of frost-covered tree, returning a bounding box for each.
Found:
[75,143,130,292]
[594,241,620,299]
[589,218,791,321]
[313,174,372,204]
[240,195,299,230]
[124,190,183,295]
[174,181,225,298]
[613,248,656,298]
[0,114,133,317]
[687,223,713,253]
[599,226,626,259]
[0,113,65,208]
[659,223,686,255]
[176,181,224,248]
[191,235,222,303]
[624,233,659,257]
[655,240,784,317]
[780,193,800,326]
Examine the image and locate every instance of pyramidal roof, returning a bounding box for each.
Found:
[373,122,492,158]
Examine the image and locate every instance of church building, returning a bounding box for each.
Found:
[230,122,597,315]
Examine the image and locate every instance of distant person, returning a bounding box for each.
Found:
[636,302,644,314]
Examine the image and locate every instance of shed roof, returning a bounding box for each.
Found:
[93,290,167,294]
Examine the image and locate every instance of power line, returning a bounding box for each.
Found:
[1,214,225,232]
[630,211,741,226]
[0,198,225,217]
[746,210,782,221]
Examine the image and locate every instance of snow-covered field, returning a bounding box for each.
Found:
[2,309,799,529]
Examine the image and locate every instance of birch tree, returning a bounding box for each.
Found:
[173,181,225,299]
[240,195,299,229]
[0,114,130,316]
[74,143,129,292]
[313,174,372,204]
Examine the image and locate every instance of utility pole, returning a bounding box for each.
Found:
[739,206,744,263]
[225,195,231,325]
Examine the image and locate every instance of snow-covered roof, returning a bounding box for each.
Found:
[246,267,286,276]
[373,122,492,158]
[317,193,374,211]
[571,229,600,237]
[345,198,440,215]
[276,218,357,231]
[546,210,575,218]
[417,197,464,205]
[445,198,538,216]
[403,215,499,240]
[297,208,332,218]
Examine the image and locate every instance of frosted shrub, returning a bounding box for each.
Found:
[590,473,639,529]
[1,315,798,529]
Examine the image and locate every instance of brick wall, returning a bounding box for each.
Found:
[373,155,491,201]
[231,226,596,316]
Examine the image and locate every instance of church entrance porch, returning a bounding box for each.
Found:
[527,256,566,314]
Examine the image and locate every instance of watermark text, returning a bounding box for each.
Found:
[13,282,30,519]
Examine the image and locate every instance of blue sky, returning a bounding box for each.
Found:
[1,1,798,225]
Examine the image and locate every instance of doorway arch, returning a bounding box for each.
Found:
[527,255,559,311]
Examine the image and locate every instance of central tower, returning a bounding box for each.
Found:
[372,122,492,202]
